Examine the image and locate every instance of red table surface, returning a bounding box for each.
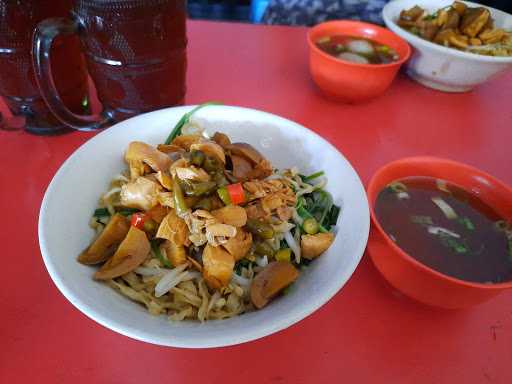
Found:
[1,20,512,383]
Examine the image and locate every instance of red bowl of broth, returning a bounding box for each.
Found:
[307,20,411,102]
[367,157,512,309]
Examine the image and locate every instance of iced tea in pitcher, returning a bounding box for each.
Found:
[33,0,187,130]
[0,0,88,133]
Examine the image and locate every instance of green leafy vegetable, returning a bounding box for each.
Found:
[235,258,252,274]
[326,204,340,227]
[93,208,110,217]
[319,191,334,224]
[164,102,220,145]
[305,190,332,224]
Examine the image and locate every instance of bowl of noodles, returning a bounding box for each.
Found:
[38,105,369,348]
[383,0,512,92]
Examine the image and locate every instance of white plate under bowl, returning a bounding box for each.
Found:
[38,105,369,348]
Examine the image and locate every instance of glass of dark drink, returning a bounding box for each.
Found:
[33,0,187,131]
[0,0,89,134]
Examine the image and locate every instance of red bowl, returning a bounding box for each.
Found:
[367,157,512,309]
[307,20,411,102]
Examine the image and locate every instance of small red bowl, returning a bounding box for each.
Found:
[367,157,512,309]
[307,20,411,102]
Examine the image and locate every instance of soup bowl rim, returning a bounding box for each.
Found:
[368,156,512,290]
[307,20,412,69]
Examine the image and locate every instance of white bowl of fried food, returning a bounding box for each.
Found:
[38,105,369,348]
[383,0,512,92]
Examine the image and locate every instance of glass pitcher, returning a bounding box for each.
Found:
[33,0,188,131]
[0,0,88,134]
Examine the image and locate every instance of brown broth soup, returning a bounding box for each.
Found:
[375,176,512,284]
[315,35,399,64]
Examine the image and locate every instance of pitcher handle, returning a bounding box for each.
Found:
[32,17,112,131]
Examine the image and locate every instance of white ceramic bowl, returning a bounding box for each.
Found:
[383,0,512,92]
[38,105,370,348]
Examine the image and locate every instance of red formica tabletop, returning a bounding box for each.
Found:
[2,20,512,383]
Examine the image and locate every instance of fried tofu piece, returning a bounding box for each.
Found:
[481,17,495,34]
[397,19,418,29]
[222,229,252,261]
[461,7,491,38]
[449,33,469,49]
[434,29,457,45]
[434,29,468,49]
[452,1,467,16]
[301,233,335,260]
[443,8,461,30]
[479,28,508,44]
[202,244,234,289]
[418,20,440,41]
[469,37,482,46]
[400,5,424,22]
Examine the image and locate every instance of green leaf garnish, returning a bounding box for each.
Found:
[164,101,221,145]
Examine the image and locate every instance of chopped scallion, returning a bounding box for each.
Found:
[439,233,468,254]
[300,171,325,182]
[164,102,220,145]
[457,217,475,231]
